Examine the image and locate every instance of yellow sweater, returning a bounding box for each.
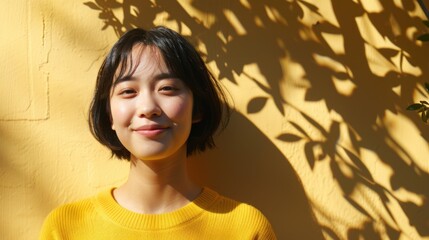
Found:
[40,187,276,239]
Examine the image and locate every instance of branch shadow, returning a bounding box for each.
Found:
[284,0,429,238]
[83,0,429,239]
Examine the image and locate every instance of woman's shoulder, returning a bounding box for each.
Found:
[202,188,277,239]
[205,188,267,218]
[39,189,117,239]
[47,194,97,217]
[41,190,107,229]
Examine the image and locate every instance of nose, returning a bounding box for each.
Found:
[135,92,161,118]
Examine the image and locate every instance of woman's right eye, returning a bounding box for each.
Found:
[119,89,137,96]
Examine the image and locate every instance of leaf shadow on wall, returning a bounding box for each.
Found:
[314,1,428,238]
[280,1,429,239]
[189,111,324,239]
[84,0,429,239]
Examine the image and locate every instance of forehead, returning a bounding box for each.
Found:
[114,44,169,81]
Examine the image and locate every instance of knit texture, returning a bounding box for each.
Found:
[40,187,276,239]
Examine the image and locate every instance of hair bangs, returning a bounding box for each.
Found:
[112,44,146,86]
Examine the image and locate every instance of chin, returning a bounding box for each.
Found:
[131,146,186,162]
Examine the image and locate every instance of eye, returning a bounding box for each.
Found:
[119,88,137,96]
[159,85,178,93]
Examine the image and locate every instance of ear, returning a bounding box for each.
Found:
[192,107,202,123]
[109,110,115,130]
[110,116,115,130]
[192,112,202,123]
[192,117,201,124]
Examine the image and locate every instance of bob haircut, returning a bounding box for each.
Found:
[89,26,229,160]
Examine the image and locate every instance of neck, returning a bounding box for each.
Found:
[113,147,201,214]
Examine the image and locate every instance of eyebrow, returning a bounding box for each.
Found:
[113,72,179,86]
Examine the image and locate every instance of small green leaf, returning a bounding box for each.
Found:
[407,103,423,111]
[425,82,429,93]
[417,33,429,41]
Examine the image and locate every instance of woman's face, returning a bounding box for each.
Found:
[109,45,194,161]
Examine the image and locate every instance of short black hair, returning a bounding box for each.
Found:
[89,26,229,160]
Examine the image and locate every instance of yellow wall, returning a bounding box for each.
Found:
[1,0,428,239]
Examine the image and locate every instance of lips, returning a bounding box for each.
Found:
[133,124,169,138]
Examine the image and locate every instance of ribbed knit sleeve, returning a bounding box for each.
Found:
[207,195,277,239]
[39,198,97,240]
[39,209,60,240]
[239,204,276,239]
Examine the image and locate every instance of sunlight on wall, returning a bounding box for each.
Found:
[0,0,49,120]
[1,0,428,239]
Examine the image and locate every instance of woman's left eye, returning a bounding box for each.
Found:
[159,86,178,92]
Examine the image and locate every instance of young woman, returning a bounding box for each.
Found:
[40,26,276,239]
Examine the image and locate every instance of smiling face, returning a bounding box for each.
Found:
[109,45,194,161]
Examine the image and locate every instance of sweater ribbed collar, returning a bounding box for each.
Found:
[93,187,219,230]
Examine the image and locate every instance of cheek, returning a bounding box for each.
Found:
[166,98,194,121]
[175,100,192,114]
[110,100,132,127]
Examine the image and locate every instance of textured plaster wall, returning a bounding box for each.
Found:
[1,0,428,239]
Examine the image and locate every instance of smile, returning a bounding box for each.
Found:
[133,125,169,138]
